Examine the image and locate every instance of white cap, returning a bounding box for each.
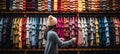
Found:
[48,15,57,26]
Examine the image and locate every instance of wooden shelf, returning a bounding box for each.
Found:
[0,48,120,51]
[1,11,120,14]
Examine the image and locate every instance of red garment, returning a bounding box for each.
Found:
[58,0,61,12]
[22,18,27,48]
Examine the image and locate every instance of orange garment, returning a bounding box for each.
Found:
[117,18,120,45]
[18,18,22,49]
[44,0,48,11]
[61,0,64,12]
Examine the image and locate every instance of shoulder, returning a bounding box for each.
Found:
[47,30,58,38]
[48,30,57,35]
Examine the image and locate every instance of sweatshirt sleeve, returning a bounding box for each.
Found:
[48,31,74,46]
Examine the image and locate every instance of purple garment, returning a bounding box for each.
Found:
[51,0,54,12]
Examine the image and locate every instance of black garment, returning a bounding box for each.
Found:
[2,17,13,48]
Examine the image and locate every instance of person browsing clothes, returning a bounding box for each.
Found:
[44,15,76,54]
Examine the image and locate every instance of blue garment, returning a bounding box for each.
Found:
[48,0,51,11]
[35,17,40,47]
[100,0,103,11]
[44,30,74,54]
[104,17,110,46]
[31,17,36,47]
[0,18,4,47]
[29,17,33,47]
[99,17,107,47]
[9,0,13,11]
[4,18,13,48]
[109,17,115,46]
[38,17,42,48]
[86,18,90,46]
[107,17,114,46]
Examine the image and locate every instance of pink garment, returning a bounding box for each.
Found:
[75,17,78,37]
[65,17,69,37]
[64,17,67,37]
[71,17,75,38]
[58,17,64,39]
[77,17,82,47]
[69,17,73,38]
[57,17,61,37]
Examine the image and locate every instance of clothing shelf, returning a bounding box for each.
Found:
[0,48,120,51]
[1,11,120,14]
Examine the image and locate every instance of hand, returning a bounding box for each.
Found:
[60,38,65,41]
[72,38,76,43]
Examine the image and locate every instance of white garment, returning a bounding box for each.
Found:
[26,17,30,45]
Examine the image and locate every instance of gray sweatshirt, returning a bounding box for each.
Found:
[44,30,74,54]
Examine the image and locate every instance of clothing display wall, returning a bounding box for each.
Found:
[1,0,120,54]
[1,0,120,11]
[0,16,120,49]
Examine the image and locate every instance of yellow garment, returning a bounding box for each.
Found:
[54,0,58,11]
[13,18,21,47]
[95,17,100,46]
[18,18,22,49]
[78,0,85,12]
[12,18,16,45]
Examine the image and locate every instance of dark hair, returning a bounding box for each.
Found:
[44,25,57,40]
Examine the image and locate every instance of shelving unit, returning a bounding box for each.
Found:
[1,0,120,54]
[1,10,120,54]
[0,48,120,54]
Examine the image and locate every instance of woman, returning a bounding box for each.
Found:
[44,15,76,54]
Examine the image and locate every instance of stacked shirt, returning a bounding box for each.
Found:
[78,0,86,12]
[1,0,6,10]
[38,0,45,11]
[26,0,38,11]
[10,0,24,11]
[87,0,100,11]
[1,0,119,12]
